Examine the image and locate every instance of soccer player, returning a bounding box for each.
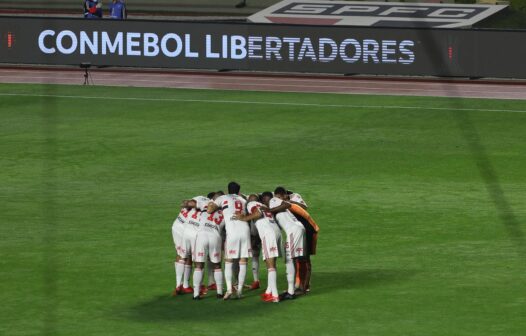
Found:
[191,197,225,300]
[178,196,205,294]
[207,182,251,299]
[249,211,262,290]
[171,202,190,296]
[277,187,319,293]
[234,193,282,302]
[263,192,306,300]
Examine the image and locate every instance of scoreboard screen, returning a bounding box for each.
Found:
[0,16,525,78]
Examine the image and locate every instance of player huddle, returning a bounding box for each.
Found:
[171,182,319,303]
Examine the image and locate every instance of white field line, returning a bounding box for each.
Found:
[0,92,525,113]
[0,75,524,96]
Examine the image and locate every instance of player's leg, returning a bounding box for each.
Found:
[303,255,312,293]
[223,258,234,300]
[172,227,186,295]
[250,235,261,289]
[207,259,216,290]
[237,257,248,298]
[192,261,205,299]
[236,231,252,298]
[213,263,224,298]
[208,235,224,298]
[223,234,238,299]
[250,226,261,289]
[262,257,279,302]
[174,255,186,296]
[282,235,297,299]
[183,257,193,293]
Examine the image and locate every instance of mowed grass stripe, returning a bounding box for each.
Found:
[1,92,526,113]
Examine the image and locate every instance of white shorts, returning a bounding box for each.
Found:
[172,222,185,256]
[192,231,222,263]
[284,226,306,262]
[259,229,282,261]
[225,229,252,259]
[178,229,197,259]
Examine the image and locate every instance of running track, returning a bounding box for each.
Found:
[0,67,525,100]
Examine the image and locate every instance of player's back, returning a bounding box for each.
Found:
[198,210,225,236]
[184,208,201,232]
[214,194,249,234]
[269,197,303,233]
[247,201,278,233]
[172,208,188,229]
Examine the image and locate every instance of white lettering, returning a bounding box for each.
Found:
[80,31,98,55]
[339,39,361,63]
[206,34,220,58]
[318,38,338,63]
[185,34,199,58]
[56,30,77,55]
[38,30,56,54]
[161,33,183,58]
[143,33,159,57]
[101,32,123,55]
[265,37,282,61]
[230,35,247,59]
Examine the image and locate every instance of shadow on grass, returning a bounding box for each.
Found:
[119,268,417,322]
[454,112,526,259]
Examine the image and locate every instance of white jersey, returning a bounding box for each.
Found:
[198,210,225,236]
[171,208,189,254]
[290,193,308,208]
[214,194,249,234]
[247,201,279,235]
[269,197,303,233]
[184,208,201,233]
[193,210,225,263]
[172,208,188,230]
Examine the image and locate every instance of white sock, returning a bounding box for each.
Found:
[193,269,203,297]
[183,264,192,288]
[286,260,295,295]
[175,261,185,287]
[214,269,224,295]
[268,268,278,297]
[207,262,215,286]
[238,263,247,295]
[252,256,259,282]
[225,261,233,292]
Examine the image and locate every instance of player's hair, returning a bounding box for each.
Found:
[216,190,225,196]
[274,186,287,196]
[228,181,241,194]
[261,191,273,200]
[286,190,293,195]
[207,191,216,199]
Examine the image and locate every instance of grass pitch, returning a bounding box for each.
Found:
[0,83,525,336]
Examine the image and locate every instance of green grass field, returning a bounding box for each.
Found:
[1,83,525,336]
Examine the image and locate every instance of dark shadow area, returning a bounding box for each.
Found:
[310,269,419,296]
[413,27,525,261]
[454,112,526,259]
[117,269,418,323]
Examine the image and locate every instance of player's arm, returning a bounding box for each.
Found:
[207,201,219,213]
[181,199,196,209]
[268,201,291,214]
[233,208,262,222]
[289,200,307,210]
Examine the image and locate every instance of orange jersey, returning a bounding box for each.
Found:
[289,204,319,232]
